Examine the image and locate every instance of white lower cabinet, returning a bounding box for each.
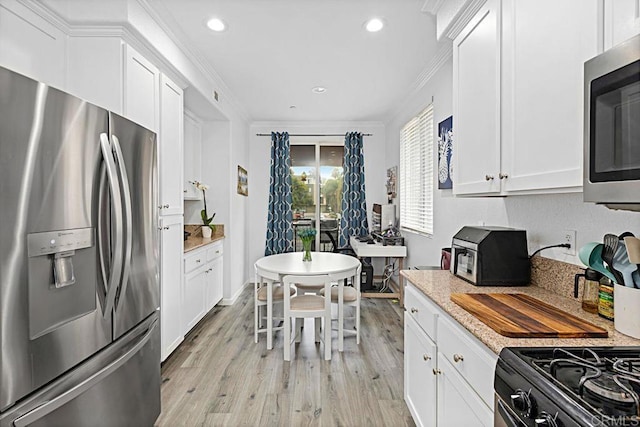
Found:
[160,215,184,362]
[404,282,497,427]
[182,241,224,335]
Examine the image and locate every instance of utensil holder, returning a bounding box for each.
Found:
[614,285,640,339]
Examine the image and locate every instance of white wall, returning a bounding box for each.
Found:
[248,121,387,278]
[385,54,640,268]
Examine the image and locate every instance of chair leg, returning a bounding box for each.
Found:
[284,315,291,361]
[324,313,331,360]
[356,303,360,345]
[338,292,345,352]
[314,318,321,343]
[296,318,303,343]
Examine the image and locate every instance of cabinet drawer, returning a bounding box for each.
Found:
[206,241,223,262]
[184,249,206,274]
[437,316,497,409]
[404,284,438,341]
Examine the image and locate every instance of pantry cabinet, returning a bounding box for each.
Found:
[404,282,497,427]
[159,74,184,216]
[453,0,599,196]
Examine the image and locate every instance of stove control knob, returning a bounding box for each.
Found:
[510,389,532,417]
[534,412,558,427]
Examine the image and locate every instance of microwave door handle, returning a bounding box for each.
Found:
[111,134,133,312]
[99,133,123,318]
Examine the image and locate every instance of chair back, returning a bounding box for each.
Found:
[282,274,332,315]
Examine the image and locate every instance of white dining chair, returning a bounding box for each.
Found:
[282,274,333,361]
[254,272,295,345]
[320,264,361,351]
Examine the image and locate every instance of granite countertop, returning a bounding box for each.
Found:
[184,224,225,253]
[400,269,640,354]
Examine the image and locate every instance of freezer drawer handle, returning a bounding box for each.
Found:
[13,319,158,427]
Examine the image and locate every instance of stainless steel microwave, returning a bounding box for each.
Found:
[584,33,640,211]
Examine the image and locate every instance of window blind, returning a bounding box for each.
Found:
[399,104,434,236]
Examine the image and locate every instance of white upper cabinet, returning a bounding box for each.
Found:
[453,0,599,196]
[183,111,202,200]
[604,0,640,50]
[0,1,66,88]
[159,74,184,216]
[124,45,160,133]
[452,0,501,195]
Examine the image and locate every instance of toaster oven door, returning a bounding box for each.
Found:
[452,244,477,284]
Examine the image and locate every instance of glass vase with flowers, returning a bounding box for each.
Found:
[297,227,316,262]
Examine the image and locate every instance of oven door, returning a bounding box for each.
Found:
[495,395,527,427]
[584,33,640,205]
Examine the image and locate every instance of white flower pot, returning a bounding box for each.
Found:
[202,226,212,240]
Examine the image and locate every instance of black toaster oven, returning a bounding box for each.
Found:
[451,226,530,286]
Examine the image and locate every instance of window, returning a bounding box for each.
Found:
[400,105,434,236]
[290,142,344,252]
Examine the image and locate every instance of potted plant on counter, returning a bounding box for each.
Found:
[191,181,215,239]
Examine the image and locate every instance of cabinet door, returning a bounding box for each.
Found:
[160,215,184,361]
[452,0,501,195]
[183,111,202,200]
[183,265,207,334]
[604,0,640,50]
[124,45,159,132]
[404,314,437,427]
[206,255,224,311]
[159,74,184,216]
[436,354,493,427]
[500,0,599,193]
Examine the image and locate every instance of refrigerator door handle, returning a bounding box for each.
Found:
[111,134,133,311]
[12,318,159,427]
[99,133,124,318]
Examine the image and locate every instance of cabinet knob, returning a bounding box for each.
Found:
[164,204,170,208]
[499,173,509,179]
[453,354,464,363]
[157,227,163,230]
[410,307,418,314]
[423,354,431,361]
[184,190,188,193]
[485,175,494,181]
[432,368,442,375]
[216,250,220,254]
[164,226,170,230]
[196,259,201,263]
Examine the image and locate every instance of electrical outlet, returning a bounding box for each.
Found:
[563,229,577,255]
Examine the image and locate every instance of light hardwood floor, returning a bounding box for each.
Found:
[157,285,415,427]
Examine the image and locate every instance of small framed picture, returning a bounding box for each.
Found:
[237,165,248,196]
[437,115,453,189]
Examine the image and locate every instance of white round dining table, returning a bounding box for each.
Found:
[254,251,361,351]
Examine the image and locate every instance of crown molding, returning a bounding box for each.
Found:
[385,41,452,124]
[442,0,487,40]
[17,0,71,33]
[135,0,250,123]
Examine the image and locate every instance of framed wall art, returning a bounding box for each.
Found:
[437,115,453,189]
[237,165,248,196]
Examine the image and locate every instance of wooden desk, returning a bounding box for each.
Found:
[350,236,407,306]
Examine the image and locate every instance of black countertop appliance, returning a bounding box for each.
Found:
[451,225,530,286]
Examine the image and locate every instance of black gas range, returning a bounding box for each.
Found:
[495,347,640,427]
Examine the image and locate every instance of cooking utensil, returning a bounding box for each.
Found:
[578,242,616,283]
[612,241,637,288]
[619,231,635,239]
[623,236,640,287]
[602,234,625,285]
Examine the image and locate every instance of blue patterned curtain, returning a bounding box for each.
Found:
[265,132,294,255]
[339,132,369,247]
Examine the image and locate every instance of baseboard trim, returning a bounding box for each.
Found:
[219,281,251,306]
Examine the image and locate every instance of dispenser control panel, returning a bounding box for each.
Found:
[27,228,94,257]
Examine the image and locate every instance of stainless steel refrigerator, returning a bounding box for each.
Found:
[0,65,161,426]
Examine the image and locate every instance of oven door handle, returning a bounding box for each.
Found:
[496,397,527,427]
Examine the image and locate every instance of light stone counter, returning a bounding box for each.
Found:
[400,269,640,354]
[184,224,224,253]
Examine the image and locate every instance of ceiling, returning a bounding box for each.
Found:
[148,0,439,122]
[42,0,440,123]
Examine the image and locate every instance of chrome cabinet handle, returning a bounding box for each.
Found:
[432,368,442,375]
[485,175,494,181]
[453,354,464,363]
[164,226,169,230]
[499,173,508,179]
[196,259,202,263]
[164,204,169,208]
[183,190,188,193]
[423,354,431,361]
[410,307,418,314]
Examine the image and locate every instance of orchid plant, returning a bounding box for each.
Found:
[191,181,215,231]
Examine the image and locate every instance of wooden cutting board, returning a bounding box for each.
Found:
[450,293,608,338]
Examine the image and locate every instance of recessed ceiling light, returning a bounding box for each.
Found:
[365,18,384,32]
[311,86,327,94]
[206,17,226,32]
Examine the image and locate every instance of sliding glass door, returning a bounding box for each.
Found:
[291,142,344,252]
